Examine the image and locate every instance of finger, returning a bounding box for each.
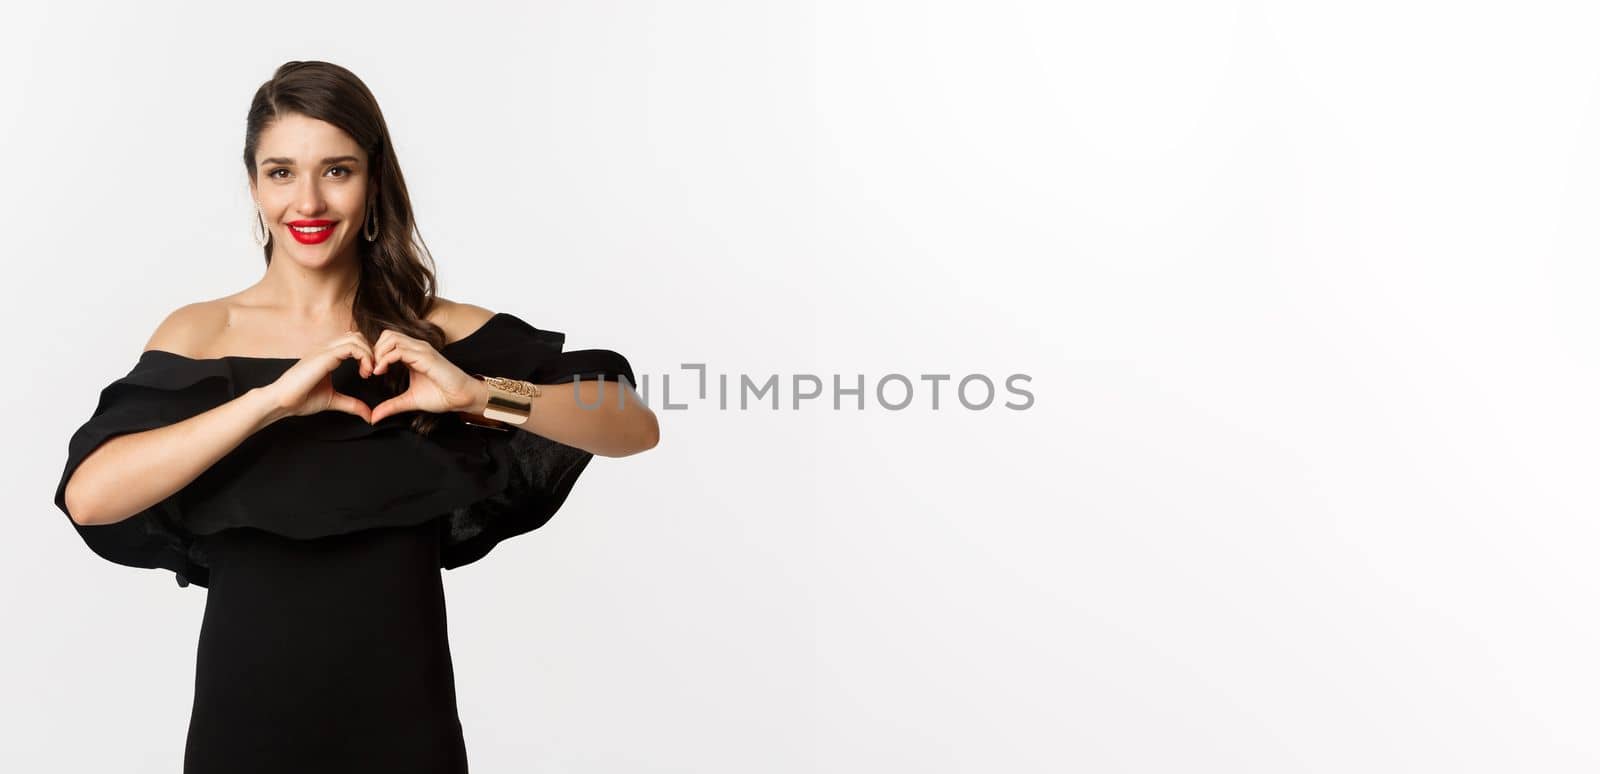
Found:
[373,336,394,374]
[336,341,368,379]
[368,392,417,425]
[374,341,399,375]
[375,340,422,375]
[326,390,374,423]
[340,333,377,378]
[326,335,374,378]
[372,329,412,371]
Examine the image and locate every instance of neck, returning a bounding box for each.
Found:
[255,249,363,323]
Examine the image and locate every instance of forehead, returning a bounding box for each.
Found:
[257,113,364,163]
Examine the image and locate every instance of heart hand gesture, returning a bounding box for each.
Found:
[367,328,486,425]
[266,332,379,422]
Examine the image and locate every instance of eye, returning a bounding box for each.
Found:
[268,168,289,180]
[328,165,352,178]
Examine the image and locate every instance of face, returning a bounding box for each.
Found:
[249,113,372,264]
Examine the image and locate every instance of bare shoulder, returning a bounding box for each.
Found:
[427,297,498,345]
[142,302,228,357]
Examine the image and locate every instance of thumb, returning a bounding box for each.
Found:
[325,391,374,424]
[369,392,418,425]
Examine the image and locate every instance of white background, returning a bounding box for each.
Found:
[4,1,1597,771]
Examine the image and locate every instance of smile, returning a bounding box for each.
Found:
[286,220,337,244]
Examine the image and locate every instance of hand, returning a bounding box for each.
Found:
[264,332,379,422]
[367,327,486,425]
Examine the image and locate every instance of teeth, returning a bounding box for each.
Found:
[291,225,331,233]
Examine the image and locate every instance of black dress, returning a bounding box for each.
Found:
[51,312,635,773]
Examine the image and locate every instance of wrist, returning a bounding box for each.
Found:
[247,386,292,427]
[465,376,491,416]
[455,376,511,431]
[470,374,539,426]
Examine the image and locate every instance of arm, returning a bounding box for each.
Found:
[435,301,658,458]
[461,376,659,458]
[64,387,289,526]
[62,305,293,526]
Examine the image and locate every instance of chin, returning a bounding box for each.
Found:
[283,244,351,265]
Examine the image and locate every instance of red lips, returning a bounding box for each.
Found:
[286,219,338,245]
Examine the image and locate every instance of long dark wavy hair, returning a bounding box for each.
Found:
[243,60,448,436]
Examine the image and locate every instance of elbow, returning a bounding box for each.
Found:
[639,418,660,454]
[639,411,660,453]
[63,479,103,526]
[603,412,659,458]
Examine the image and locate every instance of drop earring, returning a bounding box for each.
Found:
[363,200,380,241]
[252,202,271,247]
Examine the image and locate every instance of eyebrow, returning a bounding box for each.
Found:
[259,155,361,167]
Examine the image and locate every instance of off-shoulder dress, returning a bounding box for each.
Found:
[51,312,635,774]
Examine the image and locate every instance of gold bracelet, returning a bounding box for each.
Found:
[473,374,540,426]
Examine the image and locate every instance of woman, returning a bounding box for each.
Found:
[51,60,659,773]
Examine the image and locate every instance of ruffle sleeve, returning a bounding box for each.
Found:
[52,312,636,589]
[431,313,637,570]
[52,357,240,587]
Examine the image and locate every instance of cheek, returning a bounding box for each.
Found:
[255,188,286,210]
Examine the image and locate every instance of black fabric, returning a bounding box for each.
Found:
[53,312,635,589]
[183,519,470,772]
[53,312,634,771]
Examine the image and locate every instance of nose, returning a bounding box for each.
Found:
[294,174,327,215]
